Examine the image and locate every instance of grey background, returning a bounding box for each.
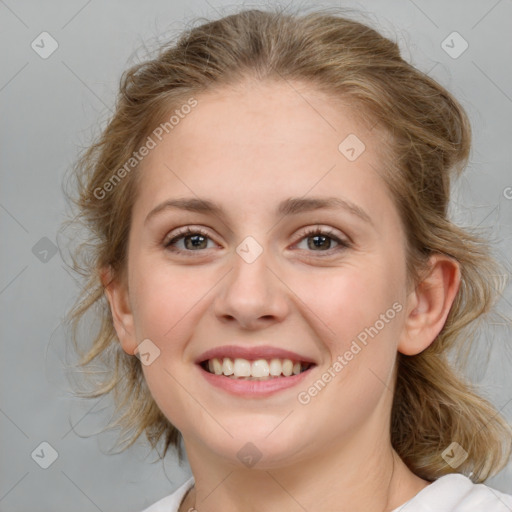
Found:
[1,0,511,510]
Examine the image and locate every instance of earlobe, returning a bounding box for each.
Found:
[398,254,461,356]
[100,266,138,356]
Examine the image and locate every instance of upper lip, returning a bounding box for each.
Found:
[195,345,317,364]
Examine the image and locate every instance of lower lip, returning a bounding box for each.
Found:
[197,364,315,398]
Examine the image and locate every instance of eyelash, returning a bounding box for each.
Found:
[163,226,351,257]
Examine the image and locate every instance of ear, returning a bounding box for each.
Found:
[100,266,138,356]
[398,254,461,356]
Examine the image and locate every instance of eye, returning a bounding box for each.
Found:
[294,226,351,255]
[162,225,351,257]
[163,227,217,254]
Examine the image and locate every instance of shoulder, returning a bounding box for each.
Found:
[140,476,195,512]
[393,473,512,511]
[138,473,512,511]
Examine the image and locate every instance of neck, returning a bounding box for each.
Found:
[179,430,428,512]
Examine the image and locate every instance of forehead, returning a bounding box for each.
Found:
[171,79,375,159]
[134,79,396,224]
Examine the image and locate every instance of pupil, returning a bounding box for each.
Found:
[308,235,330,250]
[186,235,206,250]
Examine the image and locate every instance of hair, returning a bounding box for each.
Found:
[62,6,512,482]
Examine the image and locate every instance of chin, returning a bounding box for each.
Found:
[193,425,311,470]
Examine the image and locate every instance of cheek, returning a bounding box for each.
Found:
[295,268,403,420]
[296,260,404,394]
[296,260,405,345]
[128,262,213,430]
[129,255,212,345]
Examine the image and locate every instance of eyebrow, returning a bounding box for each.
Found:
[144,196,373,226]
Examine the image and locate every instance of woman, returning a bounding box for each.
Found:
[65,7,512,511]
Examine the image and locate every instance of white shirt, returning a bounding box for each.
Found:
[140,473,512,512]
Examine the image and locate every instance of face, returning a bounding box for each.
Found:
[112,79,413,469]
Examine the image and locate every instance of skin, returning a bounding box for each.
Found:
[103,79,460,512]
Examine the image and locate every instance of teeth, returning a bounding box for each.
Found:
[269,358,282,376]
[233,358,251,377]
[205,357,310,378]
[222,357,234,376]
[251,359,269,378]
[209,358,223,375]
[282,359,293,376]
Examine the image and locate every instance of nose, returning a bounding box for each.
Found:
[213,242,290,330]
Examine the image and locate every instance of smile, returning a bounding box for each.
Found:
[197,357,316,397]
[200,357,314,380]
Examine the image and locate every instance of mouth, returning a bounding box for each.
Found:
[199,357,316,381]
[194,345,317,396]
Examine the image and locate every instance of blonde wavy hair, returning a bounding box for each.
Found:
[62,6,512,482]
